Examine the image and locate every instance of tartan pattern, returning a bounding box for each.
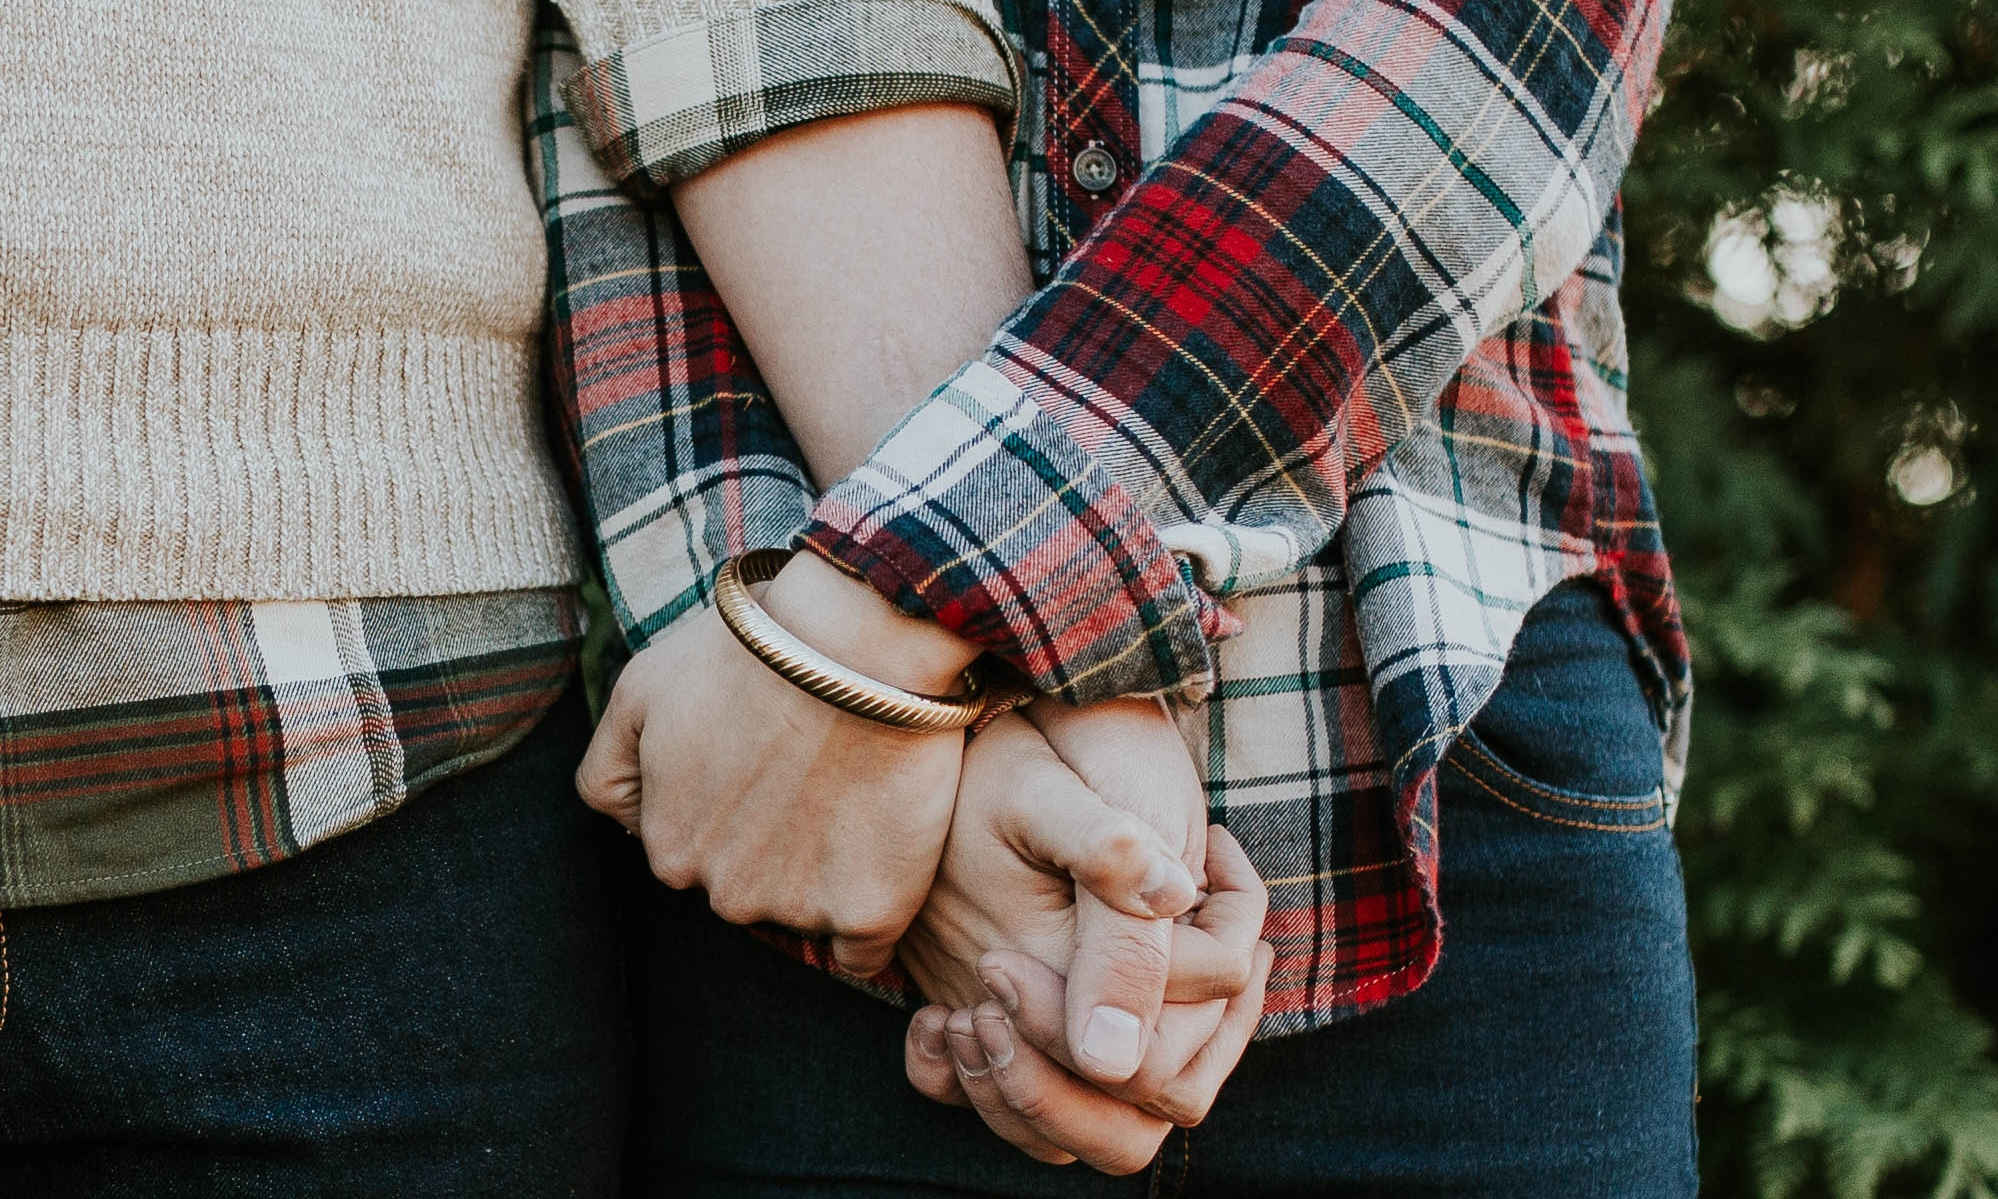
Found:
[530,20,816,647]
[564,0,1021,190]
[803,0,1673,703]
[802,359,1236,701]
[531,0,1690,1036]
[0,592,580,908]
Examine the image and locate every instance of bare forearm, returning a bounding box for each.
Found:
[669,103,1031,485]
[668,103,1029,689]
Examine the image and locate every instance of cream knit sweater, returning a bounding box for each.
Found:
[0,1,587,601]
[1,0,1019,602]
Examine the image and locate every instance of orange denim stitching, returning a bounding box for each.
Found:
[1456,737,1666,812]
[1,909,10,1033]
[1447,756,1668,834]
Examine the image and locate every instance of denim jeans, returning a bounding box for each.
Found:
[629,581,1698,1197]
[0,688,635,1197]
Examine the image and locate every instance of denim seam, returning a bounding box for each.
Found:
[1446,755,1667,833]
[1,909,10,1033]
[1456,734,1665,810]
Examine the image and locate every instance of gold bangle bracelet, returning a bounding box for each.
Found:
[966,665,1036,739]
[714,547,989,733]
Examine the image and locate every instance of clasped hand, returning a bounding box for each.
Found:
[574,557,1270,1173]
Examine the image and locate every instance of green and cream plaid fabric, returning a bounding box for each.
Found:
[0,592,579,908]
[562,0,1020,187]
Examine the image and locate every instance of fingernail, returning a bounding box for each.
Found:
[1140,854,1198,916]
[948,1027,991,1078]
[978,963,1021,1014]
[1079,1006,1143,1077]
[973,1011,1016,1070]
[913,1013,948,1061]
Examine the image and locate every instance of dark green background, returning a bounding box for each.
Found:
[1624,0,1997,1192]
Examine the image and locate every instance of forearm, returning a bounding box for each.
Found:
[660,104,1034,690]
[669,103,1032,485]
[799,0,1673,703]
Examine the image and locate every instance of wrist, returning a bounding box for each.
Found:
[759,552,982,695]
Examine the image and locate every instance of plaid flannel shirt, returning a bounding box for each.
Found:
[534,0,1691,1036]
[0,593,579,907]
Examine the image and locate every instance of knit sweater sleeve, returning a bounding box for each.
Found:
[552,0,1020,191]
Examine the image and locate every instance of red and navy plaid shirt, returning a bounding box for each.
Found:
[534,0,1690,1036]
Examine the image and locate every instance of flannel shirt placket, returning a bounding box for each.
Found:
[537,0,1691,1036]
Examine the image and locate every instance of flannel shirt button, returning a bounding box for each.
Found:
[1072,143,1119,193]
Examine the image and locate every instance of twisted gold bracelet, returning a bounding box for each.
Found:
[714,547,993,733]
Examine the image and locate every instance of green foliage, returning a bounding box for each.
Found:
[1624,0,1998,1192]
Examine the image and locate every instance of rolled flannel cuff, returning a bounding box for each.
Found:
[563,0,1021,192]
[798,359,1239,706]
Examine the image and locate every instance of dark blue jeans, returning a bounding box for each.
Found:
[0,688,634,1197]
[630,581,1697,1196]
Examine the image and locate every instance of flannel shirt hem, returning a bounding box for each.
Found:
[0,594,580,909]
[562,0,1021,190]
[0,678,561,908]
[798,360,1230,705]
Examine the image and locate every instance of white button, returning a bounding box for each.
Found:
[1072,144,1119,193]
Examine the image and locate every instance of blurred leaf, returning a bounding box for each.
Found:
[1628,0,1998,1192]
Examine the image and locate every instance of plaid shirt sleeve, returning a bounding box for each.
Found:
[798,0,1672,705]
[529,4,1024,653]
[556,0,1021,190]
[530,13,815,654]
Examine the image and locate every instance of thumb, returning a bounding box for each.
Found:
[1000,768,1198,921]
[1062,888,1172,1086]
[574,681,644,831]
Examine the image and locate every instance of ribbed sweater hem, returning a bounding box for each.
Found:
[1,323,584,600]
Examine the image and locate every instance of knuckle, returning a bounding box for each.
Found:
[1096,928,1172,985]
[832,897,905,945]
[1155,1083,1215,1128]
[842,917,901,947]
[905,1060,951,1099]
[834,944,888,976]
[1005,1085,1055,1124]
[1212,952,1255,995]
[706,888,759,926]
[1120,1069,1168,1110]
[1098,1136,1166,1177]
[645,843,697,891]
[1092,821,1146,868]
[703,868,780,926]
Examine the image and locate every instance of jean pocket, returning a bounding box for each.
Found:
[1441,580,1668,834]
[1445,727,1668,833]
